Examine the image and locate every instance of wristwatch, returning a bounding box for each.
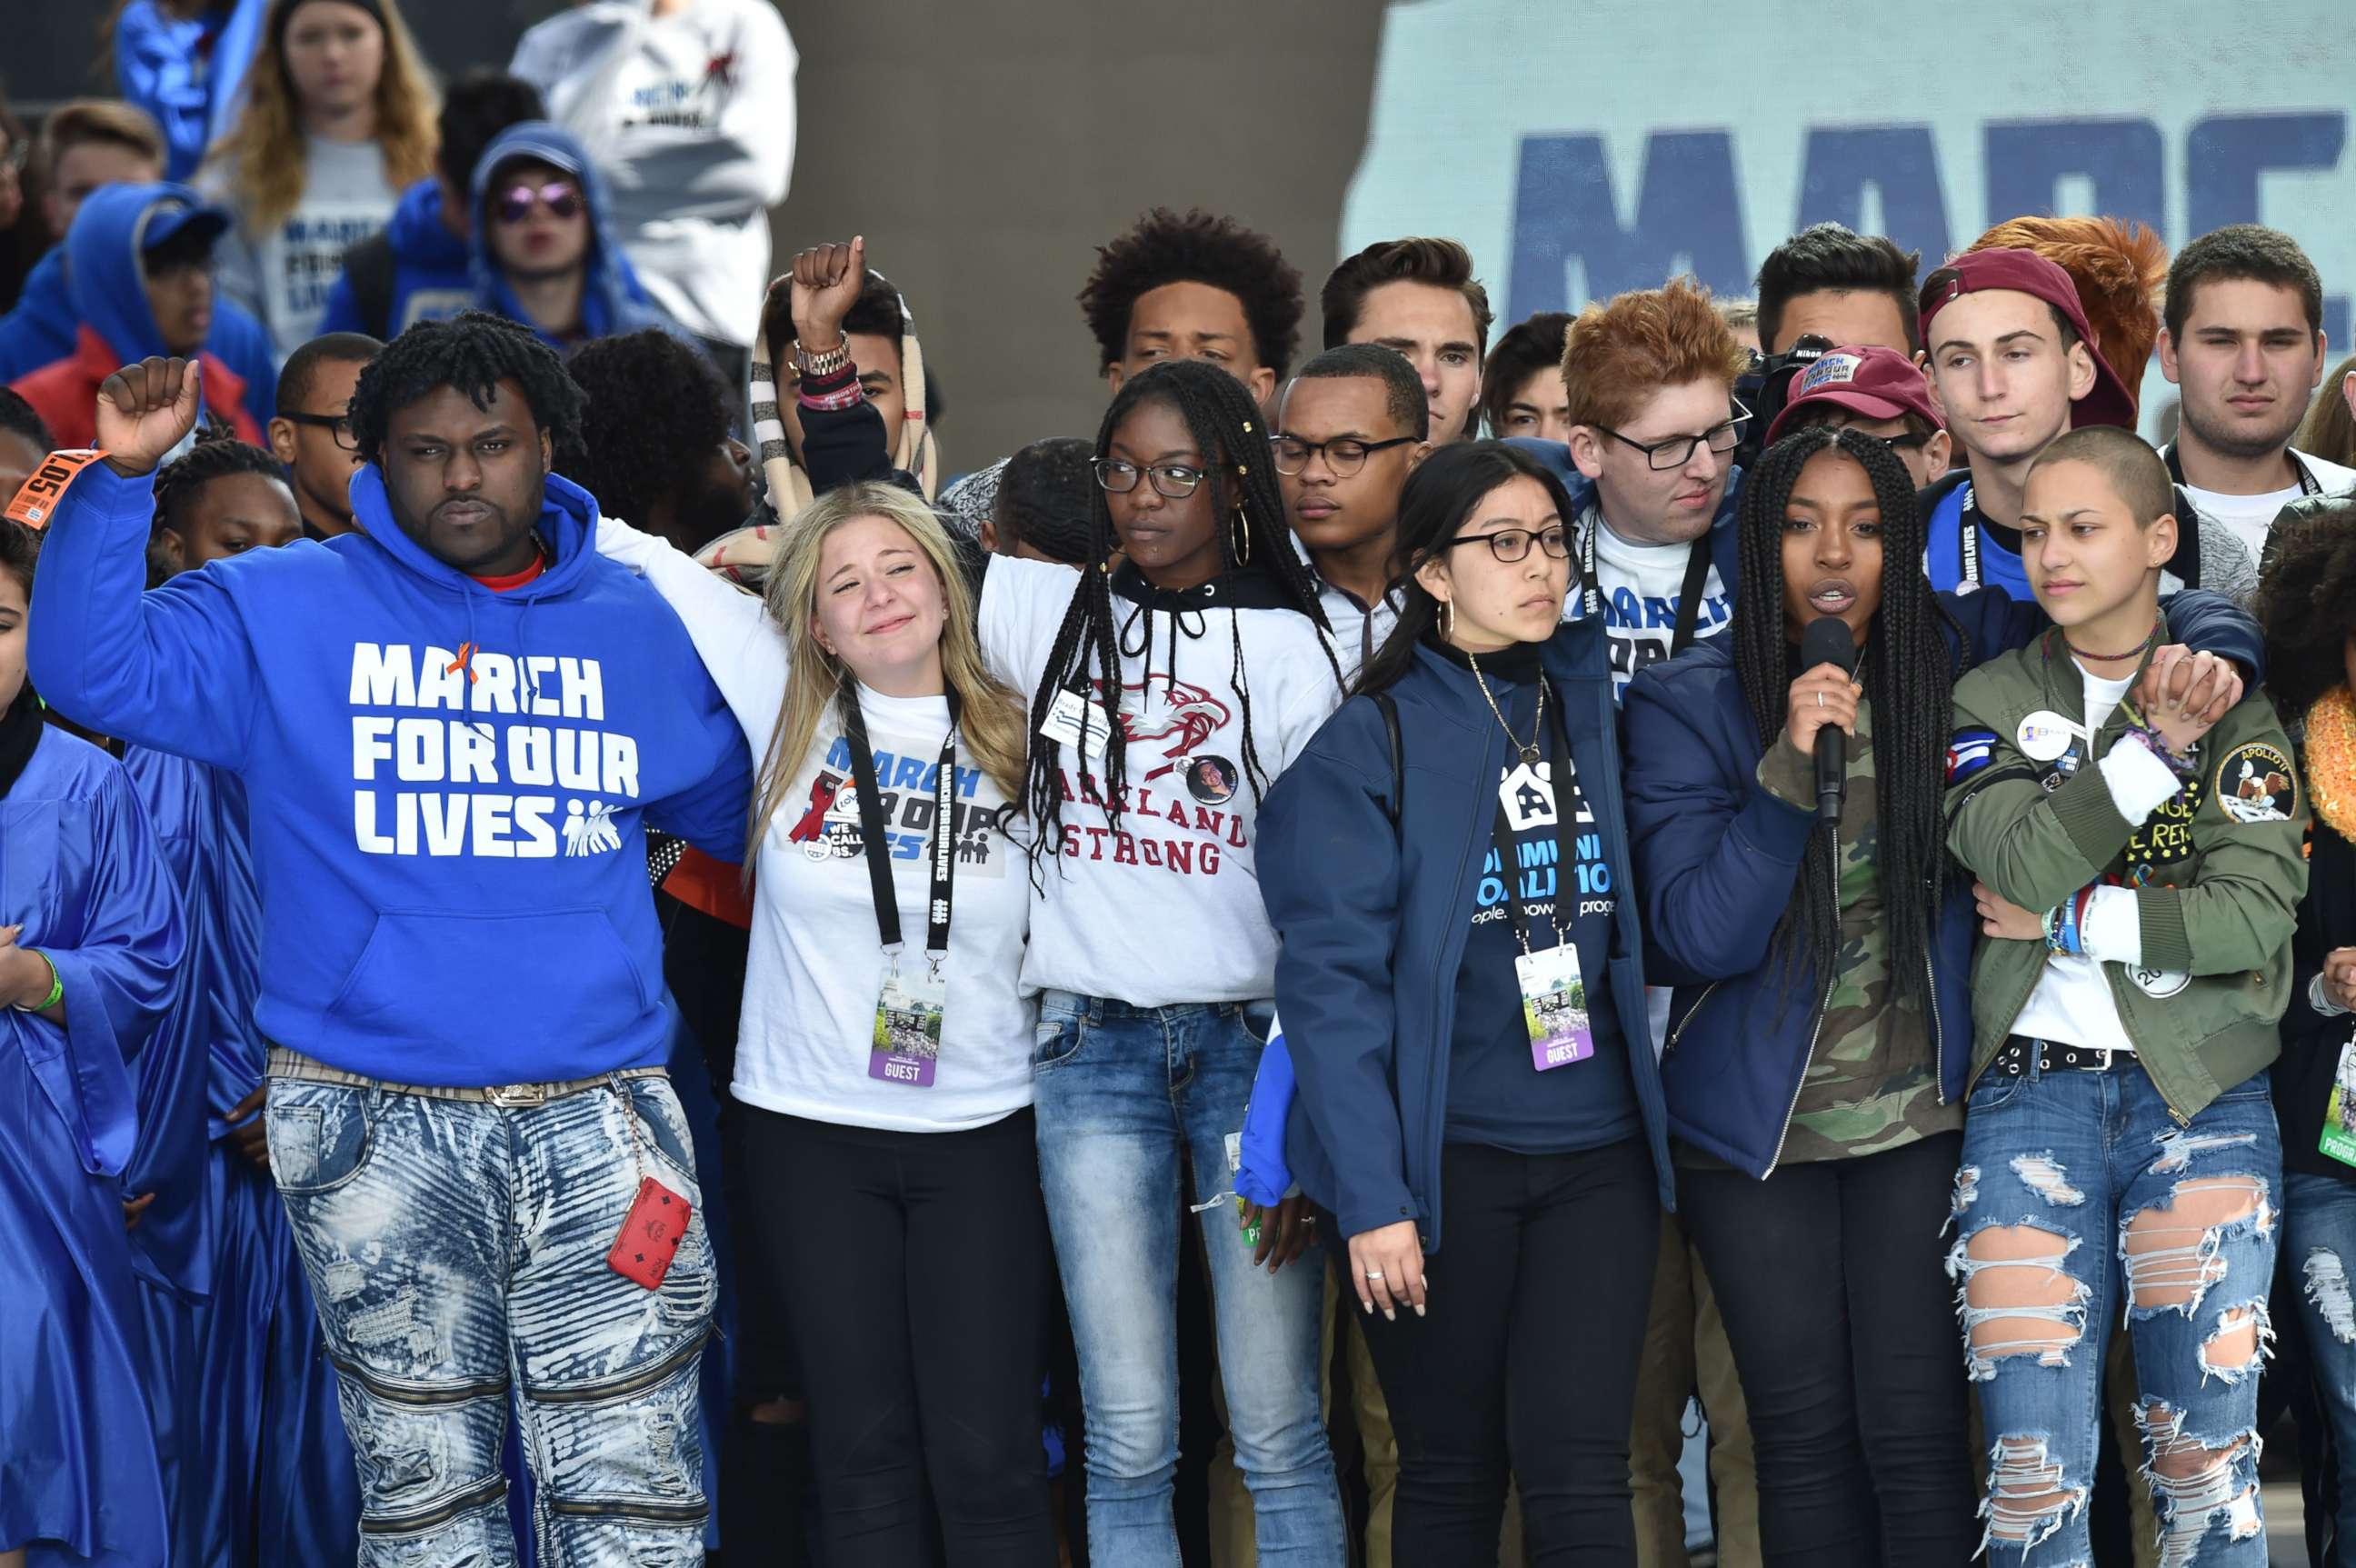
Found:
[794,336,852,378]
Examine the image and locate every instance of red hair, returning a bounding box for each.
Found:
[1560,277,1749,433]
[1967,216,2169,411]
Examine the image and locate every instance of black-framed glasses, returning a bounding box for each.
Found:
[1872,430,1933,454]
[1093,457,1205,498]
[1268,433,1417,477]
[277,410,359,452]
[1442,525,1570,563]
[1597,398,1752,471]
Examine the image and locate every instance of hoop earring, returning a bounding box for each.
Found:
[1438,598,1454,640]
[1231,506,1252,564]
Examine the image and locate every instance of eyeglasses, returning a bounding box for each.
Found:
[277,410,358,452]
[1872,430,1932,454]
[1269,434,1417,477]
[1442,525,1571,563]
[1597,399,1752,471]
[495,181,584,225]
[1093,458,1205,498]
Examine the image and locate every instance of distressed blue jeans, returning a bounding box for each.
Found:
[2282,1170,2356,1554]
[1949,1057,2280,1567]
[267,1063,715,1566]
[1033,993,1346,1567]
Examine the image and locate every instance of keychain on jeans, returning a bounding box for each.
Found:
[604,1081,693,1291]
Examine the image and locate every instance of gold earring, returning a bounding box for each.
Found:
[1231,506,1252,564]
[1438,598,1454,639]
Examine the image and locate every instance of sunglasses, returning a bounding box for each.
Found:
[495,181,583,225]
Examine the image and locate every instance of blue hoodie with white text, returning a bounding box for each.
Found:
[28,455,754,1087]
[467,122,684,354]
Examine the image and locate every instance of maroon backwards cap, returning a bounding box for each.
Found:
[1916,247,2137,431]
[1764,344,1945,447]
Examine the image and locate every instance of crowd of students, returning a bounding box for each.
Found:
[11,12,2356,1568]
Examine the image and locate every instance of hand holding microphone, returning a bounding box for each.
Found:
[1788,615,1862,825]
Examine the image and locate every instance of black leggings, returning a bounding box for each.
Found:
[1349,1137,1660,1567]
[1677,1129,1973,1568]
[739,1105,1057,1567]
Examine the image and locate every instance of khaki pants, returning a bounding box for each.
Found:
[1631,1211,1762,1568]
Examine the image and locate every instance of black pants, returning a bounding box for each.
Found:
[1678,1129,1973,1567]
[1349,1137,1659,1566]
[739,1105,1057,1567]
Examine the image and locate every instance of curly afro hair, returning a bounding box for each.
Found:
[2259,499,2356,721]
[1078,208,1303,380]
[559,330,734,526]
[1967,216,2169,407]
[348,310,584,467]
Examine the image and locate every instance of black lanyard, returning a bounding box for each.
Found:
[840,685,963,962]
[1578,514,1714,654]
[1487,689,1578,956]
[2163,441,2321,498]
[1958,482,1982,589]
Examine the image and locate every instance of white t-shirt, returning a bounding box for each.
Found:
[513,0,797,349]
[1316,576,1401,684]
[1569,503,1732,694]
[978,556,1348,1005]
[2008,663,2187,1049]
[207,137,401,360]
[598,518,1035,1133]
[2181,482,2308,564]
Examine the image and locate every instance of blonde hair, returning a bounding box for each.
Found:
[211,0,439,234]
[749,484,1029,866]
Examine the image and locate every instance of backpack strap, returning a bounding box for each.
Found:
[1372,691,1403,827]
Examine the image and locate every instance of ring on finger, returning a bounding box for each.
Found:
[1816,691,1825,709]
[1365,1269,1384,1280]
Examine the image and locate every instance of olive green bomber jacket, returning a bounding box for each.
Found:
[1943,627,2308,1121]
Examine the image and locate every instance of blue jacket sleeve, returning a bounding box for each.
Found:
[314,274,362,336]
[1258,704,1418,1237]
[27,462,265,771]
[1621,664,1817,984]
[2159,588,2266,688]
[643,666,755,863]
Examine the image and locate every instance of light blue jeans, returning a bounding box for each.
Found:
[2282,1170,2356,1555]
[268,1063,715,1566]
[1949,1056,2280,1567]
[1033,992,1345,1566]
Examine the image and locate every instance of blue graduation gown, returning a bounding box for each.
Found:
[0,725,183,1566]
[120,747,359,1567]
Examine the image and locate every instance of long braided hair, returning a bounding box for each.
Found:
[1731,424,1964,1015]
[1021,360,1342,874]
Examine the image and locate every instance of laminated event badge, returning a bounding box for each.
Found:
[1518,944,1594,1071]
[2322,1028,2356,1169]
[871,954,946,1087]
[1039,679,1113,759]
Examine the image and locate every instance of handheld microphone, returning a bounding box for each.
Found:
[1799,615,1857,826]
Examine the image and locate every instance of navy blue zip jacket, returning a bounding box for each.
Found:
[1259,615,1673,1250]
[1622,587,2263,1177]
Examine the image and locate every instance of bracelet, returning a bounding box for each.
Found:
[2045,886,2094,957]
[2121,723,2199,779]
[793,335,851,378]
[14,950,60,1013]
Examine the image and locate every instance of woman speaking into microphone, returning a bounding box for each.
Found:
[1257,441,1672,1563]
[1617,424,2259,1566]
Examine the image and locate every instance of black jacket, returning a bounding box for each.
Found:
[2281,820,2356,1180]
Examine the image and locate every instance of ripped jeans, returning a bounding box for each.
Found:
[1949,1054,2280,1568]
[267,1062,716,1566]
[2282,1171,2356,1553]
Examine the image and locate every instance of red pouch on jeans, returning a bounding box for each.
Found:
[607,1175,692,1290]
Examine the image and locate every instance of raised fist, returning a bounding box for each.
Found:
[787,235,868,354]
[96,356,203,478]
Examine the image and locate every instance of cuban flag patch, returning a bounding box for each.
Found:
[1945,727,2000,786]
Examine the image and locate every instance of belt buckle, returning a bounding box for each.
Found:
[484,1082,547,1109]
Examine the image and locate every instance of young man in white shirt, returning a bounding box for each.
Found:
[1558,276,1751,691]
[2158,225,2356,559]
